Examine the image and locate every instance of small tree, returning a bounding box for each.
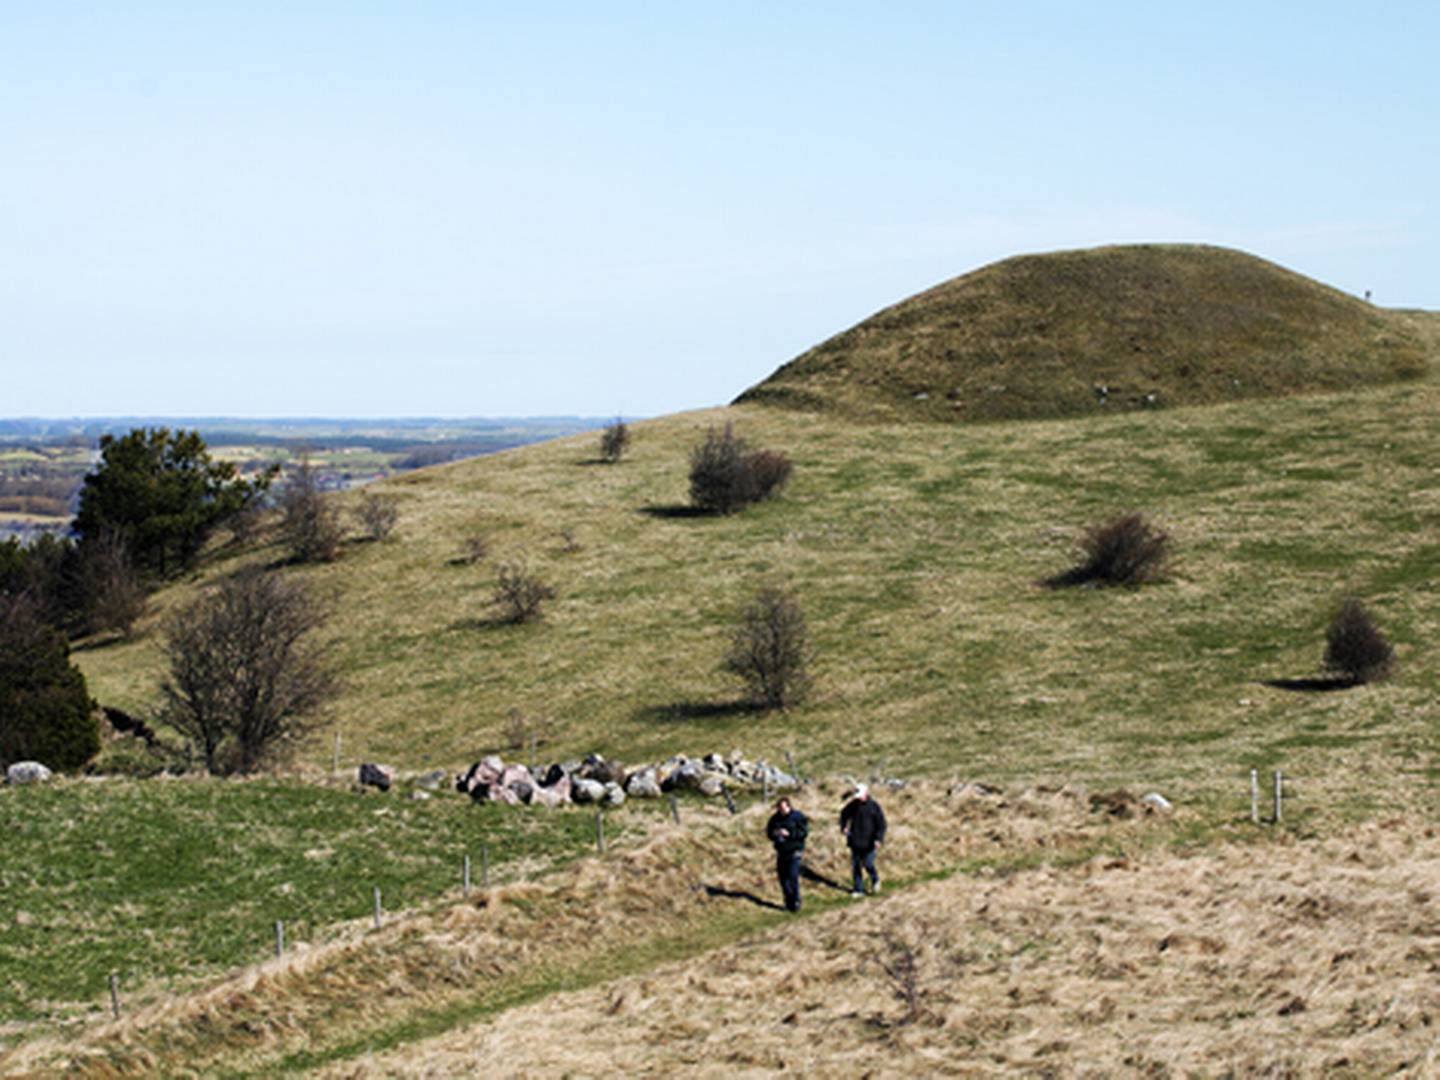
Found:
[354,490,399,542]
[280,456,344,564]
[159,566,337,774]
[599,418,631,463]
[1324,598,1394,684]
[1049,512,1171,587]
[723,585,812,709]
[0,595,98,770]
[492,560,555,624]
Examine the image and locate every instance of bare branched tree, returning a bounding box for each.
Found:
[159,566,337,774]
[280,456,344,563]
[722,584,812,709]
[78,528,147,638]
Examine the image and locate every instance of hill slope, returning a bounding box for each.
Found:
[736,244,1431,422]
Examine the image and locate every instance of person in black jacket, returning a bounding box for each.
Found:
[839,783,887,896]
[765,797,809,912]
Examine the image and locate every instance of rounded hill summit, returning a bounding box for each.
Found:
[736,244,1430,423]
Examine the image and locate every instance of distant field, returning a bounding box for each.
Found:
[0,417,609,541]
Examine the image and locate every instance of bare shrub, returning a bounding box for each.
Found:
[1048,512,1171,587]
[159,566,337,775]
[689,424,793,514]
[741,448,793,503]
[599,418,630,463]
[722,584,811,709]
[462,534,491,565]
[502,707,558,755]
[872,932,926,1027]
[492,561,556,624]
[78,529,147,638]
[1324,598,1394,684]
[557,528,582,555]
[354,491,399,541]
[279,457,344,564]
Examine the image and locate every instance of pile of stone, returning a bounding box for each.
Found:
[448,750,800,809]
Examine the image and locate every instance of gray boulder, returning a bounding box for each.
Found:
[6,762,52,785]
[414,769,447,791]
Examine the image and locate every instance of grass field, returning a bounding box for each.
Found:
[4,263,1438,1074]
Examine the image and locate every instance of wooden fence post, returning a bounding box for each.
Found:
[1250,769,1259,825]
[275,920,285,958]
[1273,770,1283,824]
[373,886,382,928]
[669,793,680,825]
[595,810,606,854]
[463,854,471,898]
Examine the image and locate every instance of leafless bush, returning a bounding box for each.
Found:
[159,566,337,775]
[1048,512,1171,587]
[557,528,583,555]
[279,457,344,563]
[722,584,811,709]
[1324,598,1394,684]
[355,491,399,541]
[462,534,491,565]
[599,418,631,463]
[502,707,559,755]
[78,529,147,638]
[873,933,925,1026]
[492,560,556,624]
[689,424,793,514]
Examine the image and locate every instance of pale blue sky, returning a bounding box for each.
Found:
[4,2,1436,418]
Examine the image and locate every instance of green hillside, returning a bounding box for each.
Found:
[737,244,1430,422]
[75,374,1440,804]
[10,267,1440,1075]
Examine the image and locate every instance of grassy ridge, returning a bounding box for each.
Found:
[74,369,1440,809]
[738,244,1429,422]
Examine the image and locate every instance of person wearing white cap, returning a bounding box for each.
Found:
[839,783,887,897]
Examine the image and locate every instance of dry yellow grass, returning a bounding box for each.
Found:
[12,778,1434,1077]
[323,812,1440,1078]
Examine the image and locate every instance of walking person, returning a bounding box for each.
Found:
[765,796,809,913]
[840,783,887,897]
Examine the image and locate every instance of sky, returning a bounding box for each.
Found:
[3,2,1437,419]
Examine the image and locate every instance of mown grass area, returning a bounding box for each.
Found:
[0,777,630,1025]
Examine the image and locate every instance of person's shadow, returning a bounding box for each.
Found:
[701,863,850,910]
[701,884,785,910]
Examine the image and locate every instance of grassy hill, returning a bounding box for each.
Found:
[736,244,1430,422]
[7,257,1440,1075]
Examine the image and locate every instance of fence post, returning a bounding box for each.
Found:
[723,786,737,815]
[595,810,606,854]
[463,854,471,898]
[109,973,120,1020]
[1273,770,1283,824]
[373,886,382,928]
[274,920,285,958]
[669,793,680,825]
[1250,769,1259,825]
